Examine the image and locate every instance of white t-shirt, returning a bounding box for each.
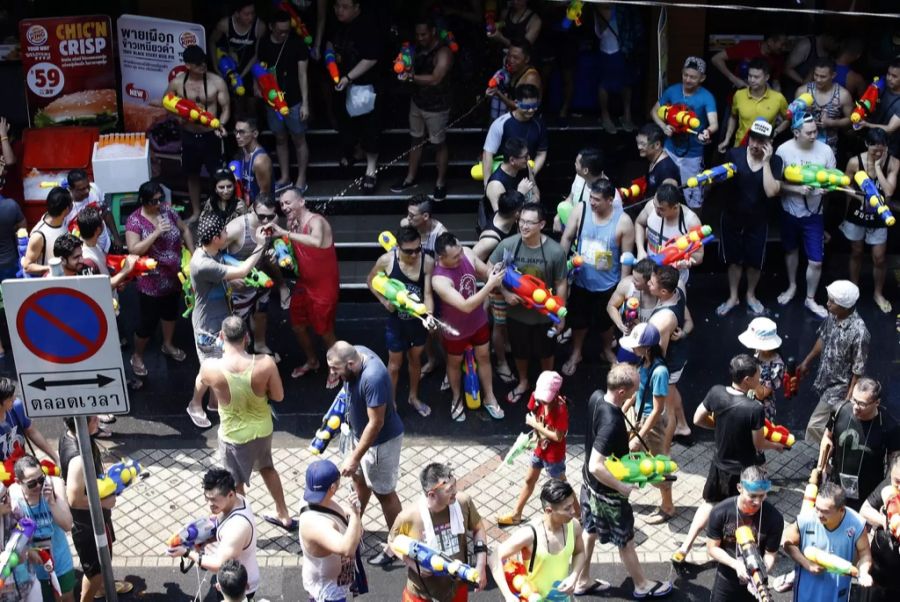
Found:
[64,183,111,252]
[775,139,836,218]
[570,175,623,209]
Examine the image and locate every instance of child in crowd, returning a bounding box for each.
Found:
[738,317,785,420]
[497,371,569,526]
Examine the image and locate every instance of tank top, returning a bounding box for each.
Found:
[432,254,488,340]
[299,505,355,602]
[502,9,536,47]
[575,205,622,292]
[220,355,273,445]
[293,215,339,303]
[645,208,687,253]
[490,64,540,119]
[388,251,425,323]
[223,16,260,72]
[230,214,257,261]
[805,82,842,151]
[480,166,525,232]
[411,43,451,112]
[216,496,259,593]
[10,484,75,579]
[623,279,654,323]
[846,153,889,228]
[650,290,687,369]
[239,146,268,204]
[31,217,66,267]
[529,520,575,599]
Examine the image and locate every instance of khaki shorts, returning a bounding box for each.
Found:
[409,102,449,145]
[634,409,670,456]
[218,434,275,486]
[351,434,402,495]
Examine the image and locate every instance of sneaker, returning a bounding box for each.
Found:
[432,185,447,201]
[390,179,417,193]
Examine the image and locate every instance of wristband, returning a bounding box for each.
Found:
[0,137,7,141]
[473,541,488,555]
[197,553,205,570]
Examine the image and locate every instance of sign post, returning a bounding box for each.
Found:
[2,274,125,601]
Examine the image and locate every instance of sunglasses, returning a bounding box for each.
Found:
[399,246,422,255]
[24,476,45,490]
[516,102,540,111]
[256,212,277,222]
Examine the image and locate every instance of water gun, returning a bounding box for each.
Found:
[686,162,737,188]
[851,77,884,128]
[735,525,773,602]
[390,534,479,583]
[228,160,245,201]
[34,548,61,596]
[502,264,567,324]
[657,103,700,134]
[470,157,533,181]
[485,0,498,34]
[309,389,348,455]
[763,419,795,449]
[800,468,821,516]
[162,92,220,129]
[393,42,413,76]
[105,254,158,277]
[0,518,35,588]
[15,228,27,278]
[782,356,799,399]
[439,29,459,53]
[222,254,274,289]
[97,458,141,499]
[622,224,714,267]
[886,491,900,541]
[39,179,69,189]
[803,546,858,577]
[251,62,289,117]
[372,271,428,318]
[618,177,647,203]
[562,0,583,29]
[854,170,896,226]
[623,297,640,327]
[488,68,508,89]
[503,431,536,465]
[786,93,814,122]
[324,48,340,84]
[273,236,298,274]
[566,254,584,276]
[179,247,194,318]
[216,49,245,96]
[166,517,218,549]
[274,0,313,45]
[503,559,541,602]
[604,452,678,487]
[783,164,851,191]
[463,346,481,410]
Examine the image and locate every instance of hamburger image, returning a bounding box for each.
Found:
[34,89,118,130]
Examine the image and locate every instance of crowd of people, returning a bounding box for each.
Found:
[0,0,897,601]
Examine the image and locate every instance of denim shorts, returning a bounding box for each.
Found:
[530,453,566,478]
[267,102,309,136]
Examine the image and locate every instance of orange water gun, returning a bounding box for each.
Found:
[162,92,220,129]
[658,103,700,134]
[106,254,158,277]
[324,47,340,84]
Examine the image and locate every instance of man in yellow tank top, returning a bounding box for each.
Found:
[199,316,295,531]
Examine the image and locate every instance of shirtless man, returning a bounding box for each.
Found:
[164,45,230,221]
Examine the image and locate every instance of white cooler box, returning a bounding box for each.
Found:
[91,140,150,194]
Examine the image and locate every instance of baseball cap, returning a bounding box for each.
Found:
[182,45,207,66]
[748,118,773,140]
[825,280,860,308]
[683,56,707,74]
[534,371,563,402]
[619,323,661,353]
[304,459,340,503]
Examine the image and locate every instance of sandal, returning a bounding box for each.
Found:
[495,363,516,384]
[292,362,320,378]
[450,398,466,422]
[161,345,186,362]
[496,513,522,526]
[409,399,432,418]
[129,356,148,377]
[506,387,527,405]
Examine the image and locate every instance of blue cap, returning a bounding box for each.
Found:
[304,459,340,503]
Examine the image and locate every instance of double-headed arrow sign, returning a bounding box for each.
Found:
[29,374,116,391]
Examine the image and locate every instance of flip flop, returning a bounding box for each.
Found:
[645,510,676,525]
[129,356,148,377]
[561,356,580,377]
[325,373,341,389]
[507,387,527,404]
[450,398,466,422]
[772,572,794,593]
[186,406,212,429]
[495,363,516,384]
[715,301,738,317]
[575,579,611,596]
[409,399,432,418]
[95,581,134,598]
[484,402,505,420]
[746,298,766,315]
[292,362,320,378]
[420,362,435,377]
[633,580,672,599]
[875,297,893,314]
[496,513,523,526]
[263,515,298,532]
[161,345,186,362]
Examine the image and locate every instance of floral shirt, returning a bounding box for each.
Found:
[757,352,784,420]
[125,207,183,297]
[813,310,870,398]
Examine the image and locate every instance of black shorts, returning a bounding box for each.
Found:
[71,510,115,578]
[566,284,614,332]
[702,463,742,504]
[385,314,427,352]
[181,130,223,176]
[719,213,767,270]
[711,571,756,602]
[136,291,181,338]
[507,318,556,360]
[579,485,634,548]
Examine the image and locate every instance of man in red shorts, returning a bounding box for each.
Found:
[272,187,339,384]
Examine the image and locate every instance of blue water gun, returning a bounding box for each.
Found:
[309,389,348,455]
[216,49,245,96]
[98,458,141,499]
[463,346,481,410]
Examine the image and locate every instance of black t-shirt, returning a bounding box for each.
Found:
[707,497,783,586]
[702,385,765,473]
[583,390,629,494]
[257,33,310,106]
[863,477,900,590]
[828,404,900,503]
[724,147,783,225]
[329,11,381,87]
[646,155,681,198]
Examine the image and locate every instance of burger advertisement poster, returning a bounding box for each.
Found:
[19,15,117,131]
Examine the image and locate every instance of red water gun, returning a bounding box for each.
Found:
[782,357,799,399]
[657,103,700,134]
[273,0,313,45]
[106,254,158,277]
[503,560,540,601]
[851,77,884,128]
[162,92,220,129]
[251,62,289,117]
[502,264,567,324]
[440,29,459,53]
[763,419,795,449]
[324,47,340,84]
[886,490,900,541]
[626,224,714,267]
[618,177,647,203]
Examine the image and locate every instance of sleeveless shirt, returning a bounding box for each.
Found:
[220,355,273,445]
[575,205,622,292]
[432,254,488,340]
[216,496,260,593]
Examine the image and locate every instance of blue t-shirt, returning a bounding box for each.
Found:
[0,399,32,461]
[12,494,75,579]
[794,508,865,602]
[346,346,404,446]
[659,84,717,159]
[483,113,550,158]
[637,361,669,418]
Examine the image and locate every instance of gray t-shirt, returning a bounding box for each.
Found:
[190,248,230,336]
[489,234,567,325]
[346,346,404,445]
[0,197,24,270]
[775,138,836,218]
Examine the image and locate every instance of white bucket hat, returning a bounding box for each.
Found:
[738,317,782,351]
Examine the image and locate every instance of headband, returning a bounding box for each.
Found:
[741,479,772,493]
